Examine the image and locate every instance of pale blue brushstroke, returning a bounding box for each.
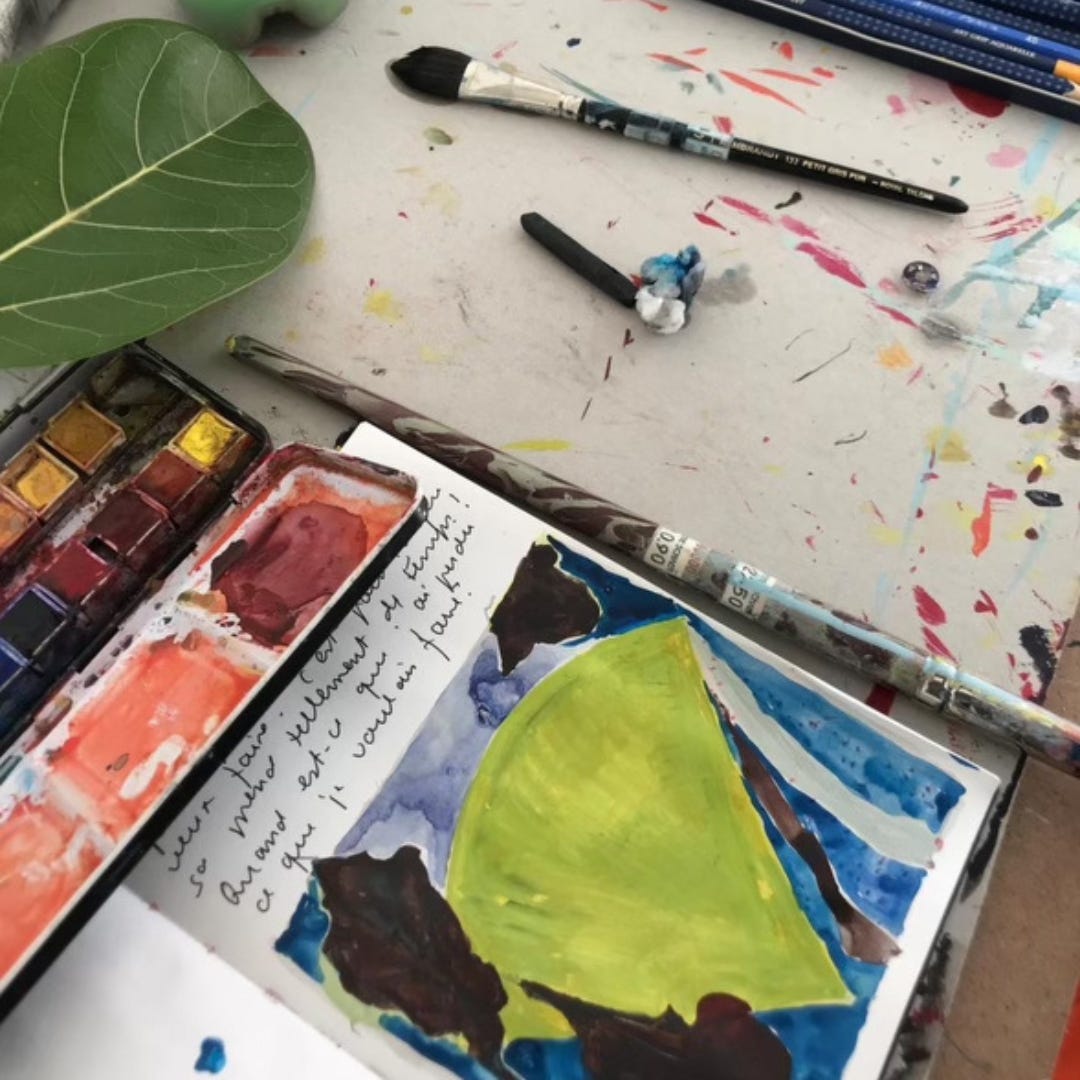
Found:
[540,66,616,103]
[1021,119,1063,189]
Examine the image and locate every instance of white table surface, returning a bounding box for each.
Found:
[3,0,1080,1075]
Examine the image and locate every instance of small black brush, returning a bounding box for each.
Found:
[390,45,968,215]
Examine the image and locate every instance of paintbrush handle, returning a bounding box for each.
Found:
[576,100,968,214]
[228,334,1080,776]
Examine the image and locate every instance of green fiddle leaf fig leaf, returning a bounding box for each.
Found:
[0,19,315,368]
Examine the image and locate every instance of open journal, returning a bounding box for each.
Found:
[62,424,997,1080]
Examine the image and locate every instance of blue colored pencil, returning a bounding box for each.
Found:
[744,0,1080,98]
[975,0,1080,30]
[843,0,1080,79]
[877,0,1080,71]
[939,0,1080,50]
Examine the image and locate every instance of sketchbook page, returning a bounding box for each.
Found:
[130,423,999,1080]
[0,886,372,1080]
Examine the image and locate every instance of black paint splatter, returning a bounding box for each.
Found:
[988,383,1017,419]
[774,190,802,210]
[567,36,581,47]
[1019,624,1057,702]
[1025,490,1063,508]
[1018,404,1049,425]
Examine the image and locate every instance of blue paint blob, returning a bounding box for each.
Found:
[274,880,329,982]
[379,1016,500,1080]
[504,1038,589,1080]
[639,244,705,307]
[194,1037,227,1074]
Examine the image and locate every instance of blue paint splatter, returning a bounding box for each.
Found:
[505,1038,589,1080]
[194,1037,227,1074]
[379,1016,500,1079]
[274,880,329,981]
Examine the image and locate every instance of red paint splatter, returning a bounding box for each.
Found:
[492,40,518,60]
[873,304,918,328]
[971,485,1016,557]
[915,508,925,519]
[713,115,734,134]
[396,211,409,220]
[648,52,704,71]
[1028,463,1043,483]
[623,328,635,348]
[603,356,613,381]
[780,216,819,239]
[922,627,958,663]
[877,277,900,294]
[850,473,858,486]
[249,43,293,57]
[753,68,820,86]
[869,501,887,525]
[693,211,728,230]
[974,590,999,616]
[1006,652,1017,670]
[983,211,1016,228]
[720,70,805,113]
[763,435,771,444]
[777,41,795,60]
[812,66,835,78]
[922,472,940,482]
[795,242,866,288]
[630,273,644,288]
[913,585,947,626]
[906,364,925,386]
[804,534,817,551]
[1025,526,1040,540]
[865,683,897,715]
[684,46,709,56]
[886,94,906,116]
[949,83,1008,118]
[720,196,772,223]
[1019,672,1038,700]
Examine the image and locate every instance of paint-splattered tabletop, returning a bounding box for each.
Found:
[20,0,1080,716]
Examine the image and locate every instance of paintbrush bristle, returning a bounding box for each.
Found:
[390,46,473,100]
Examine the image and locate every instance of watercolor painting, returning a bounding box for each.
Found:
[272,535,976,1080]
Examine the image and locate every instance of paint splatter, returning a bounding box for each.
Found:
[424,126,454,146]
[249,44,293,58]
[922,628,957,663]
[680,80,696,94]
[1052,385,1080,459]
[699,264,757,305]
[780,216,819,239]
[795,243,865,288]
[987,145,1026,169]
[706,72,725,95]
[713,115,734,134]
[971,485,1017,557]
[878,344,914,371]
[720,70,805,113]
[926,428,971,464]
[777,41,795,60]
[1026,490,1063,507]
[298,236,326,266]
[774,191,802,210]
[501,439,573,453]
[1019,405,1049,425]
[949,84,1008,118]
[421,181,462,219]
[363,289,405,324]
[913,586,947,627]
[720,196,772,223]
[988,383,1017,419]
[753,68,820,86]
[865,684,897,715]
[886,95,906,116]
[567,37,581,48]
[648,53,703,72]
[195,1038,227,1074]
[813,67,835,78]
[693,211,729,231]
[1019,625,1056,701]
[974,591,998,616]
[492,41,518,61]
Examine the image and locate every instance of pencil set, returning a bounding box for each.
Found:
[704,0,1080,122]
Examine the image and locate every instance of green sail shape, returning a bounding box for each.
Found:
[446,617,851,1040]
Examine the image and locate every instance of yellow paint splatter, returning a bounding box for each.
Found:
[363,289,404,324]
[870,524,904,546]
[756,879,774,901]
[502,439,572,453]
[420,345,448,364]
[763,464,784,476]
[400,3,413,12]
[284,328,300,343]
[926,427,971,463]
[878,343,913,371]
[298,236,326,265]
[1034,194,1061,221]
[422,181,462,219]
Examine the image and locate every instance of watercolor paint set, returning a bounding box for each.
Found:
[0,352,425,1013]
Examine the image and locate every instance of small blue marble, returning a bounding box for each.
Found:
[902,260,940,294]
[195,1037,227,1074]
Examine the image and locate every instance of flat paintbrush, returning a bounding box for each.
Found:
[390,45,968,215]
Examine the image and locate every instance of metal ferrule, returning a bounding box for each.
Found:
[459,60,584,118]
